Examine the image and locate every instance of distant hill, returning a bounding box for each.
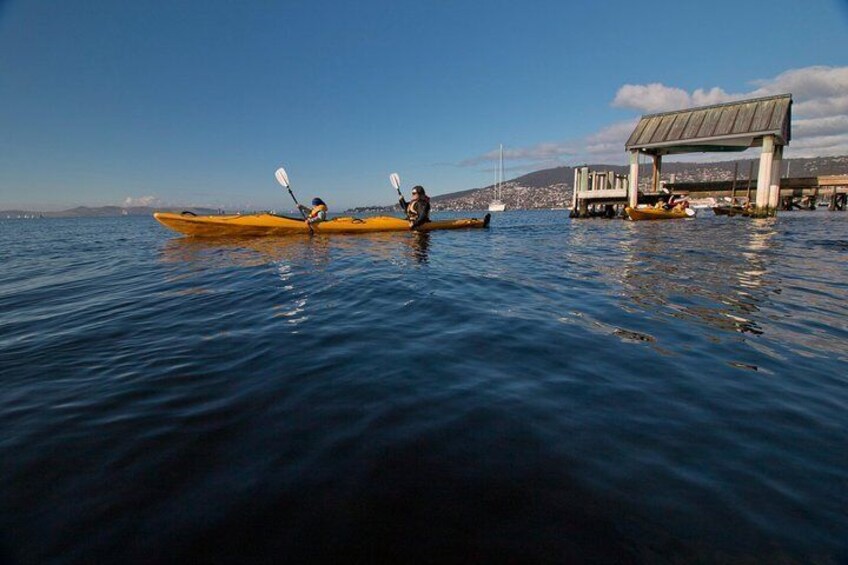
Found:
[349,155,848,212]
[0,206,223,219]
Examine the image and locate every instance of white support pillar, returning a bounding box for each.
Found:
[628,150,640,207]
[755,135,775,212]
[572,168,579,210]
[652,154,662,192]
[768,145,783,210]
[578,166,589,216]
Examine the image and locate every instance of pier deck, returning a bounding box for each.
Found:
[572,174,848,216]
[666,175,848,210]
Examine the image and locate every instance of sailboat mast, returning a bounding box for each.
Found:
[493,156,498,198]
[499,144,503,199]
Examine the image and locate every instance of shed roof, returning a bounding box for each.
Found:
[625,94,791,155]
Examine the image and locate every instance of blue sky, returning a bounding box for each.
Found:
[2,0,847,211]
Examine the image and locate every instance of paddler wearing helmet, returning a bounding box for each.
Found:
[398,185,431,229]
[298,197,328,226]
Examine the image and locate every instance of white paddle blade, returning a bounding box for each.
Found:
[685,208,696,217]
[275,167,290,188]
[389,173,401,190]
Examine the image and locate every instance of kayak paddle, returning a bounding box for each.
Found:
[275,166,313,233]
[390,172,402,198]
[275,166,308,220]
[390,172,411,221]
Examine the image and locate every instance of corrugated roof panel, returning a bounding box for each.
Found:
[666,111,691,141]
[626,119,649,147]
[769,97,790,131]
[751,99,776,132]
[731,102,759,134]
[681,110,706,139]
[697,108,723,138]
[638,117,661,145]
[654,114,678,142]
[714,105,739,136]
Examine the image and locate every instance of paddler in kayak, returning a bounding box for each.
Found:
[297,198,328,226]
[667,195,689,211]
[398,185,431,229]
[656,194,688,211]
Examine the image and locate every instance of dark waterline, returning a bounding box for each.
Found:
[1,212,846,563]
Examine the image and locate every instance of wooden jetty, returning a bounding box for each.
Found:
[569,94,844,218]
[570,167,630,217]
[666,174,848,211]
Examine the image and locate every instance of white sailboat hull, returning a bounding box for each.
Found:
[488,201,506,212]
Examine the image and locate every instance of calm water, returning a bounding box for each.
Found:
[1,211,846,563]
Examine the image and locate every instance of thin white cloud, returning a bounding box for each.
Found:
[612,83,692,113]
[748,66,848,99]
[691,87,742,107]
[794,115,848,138]
[584,120,639,156]
[788,133,848,154]
[458,142,577,167]
[794,95,848,120]
[124,195,161,207]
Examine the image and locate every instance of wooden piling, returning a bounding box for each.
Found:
[745,161,754,203]
[730,162,738,203]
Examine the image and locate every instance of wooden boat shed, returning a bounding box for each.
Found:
[624,93,792,215]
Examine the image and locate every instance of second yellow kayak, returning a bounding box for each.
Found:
[624,206,695,221]
[154,212,491,237]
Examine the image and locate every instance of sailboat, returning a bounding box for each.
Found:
[488,144,506,212]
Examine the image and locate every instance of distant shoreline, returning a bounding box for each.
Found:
[0,206,222,219]
[5,155,846,219]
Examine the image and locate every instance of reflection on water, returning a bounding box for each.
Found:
[560,214,847,370]
[160,231,435,269]
[407,232,430,264]
[160,234,316,267]
[158,232,435,333]
[613,220,778,337]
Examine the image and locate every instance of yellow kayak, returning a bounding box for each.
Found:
[154,211,491,237]
[624,206,695,221]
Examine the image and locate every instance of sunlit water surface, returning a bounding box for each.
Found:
[1,211,846,563]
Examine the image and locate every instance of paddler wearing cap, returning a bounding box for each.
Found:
[298,198,328,226]
[398,185,431,229]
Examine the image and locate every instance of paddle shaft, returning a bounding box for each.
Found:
[286,184,314,232]
[293,193,315,233]
[288,188,308,219]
